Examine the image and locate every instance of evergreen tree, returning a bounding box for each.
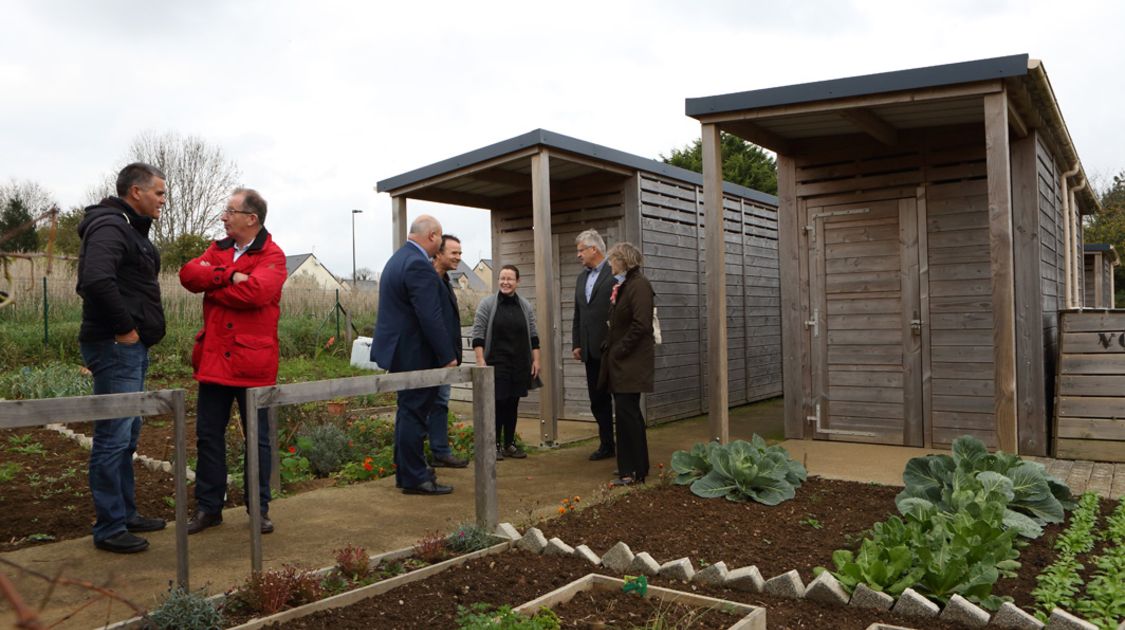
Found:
[0,197,39,252]
[661,133,778,195]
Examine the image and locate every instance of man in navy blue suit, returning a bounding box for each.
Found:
[372,215,458,495]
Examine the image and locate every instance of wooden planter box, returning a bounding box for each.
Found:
[1054,310,1125,462]
[514,573,766,630]
[102,539,510,630]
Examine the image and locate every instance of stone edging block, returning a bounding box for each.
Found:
[543,537,574,556]
[629,551,660,576]
[724,565,764,593]
[1045,608,1098,630]
[600,541,634,572]
[693,561,728,586]
[572,544,600,565]
[990,601,1045,629]
[938,594,989,628]
[804,571,849,605]
[494,522,521,541]
[763,569,805,599]
[515,527,548,553]
[892,588,939,618]
[658,557,694,582]
[850,583,894,610]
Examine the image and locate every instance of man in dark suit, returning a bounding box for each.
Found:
[426,234,468,468]
[571,229,616,460]
[372,215,458,495]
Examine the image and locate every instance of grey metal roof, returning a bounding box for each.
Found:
[686,54,1030,117]
[284,253,313,276]
[1085,243,1116,253]
[449,260,488,291]
[376,128,777,206]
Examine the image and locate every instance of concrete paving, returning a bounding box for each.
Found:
[1,396,924,629]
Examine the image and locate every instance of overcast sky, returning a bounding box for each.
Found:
[2,0,1122,277]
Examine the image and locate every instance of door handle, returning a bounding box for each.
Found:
[910,318,923,336]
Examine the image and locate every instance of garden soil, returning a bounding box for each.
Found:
[0,398,948,629]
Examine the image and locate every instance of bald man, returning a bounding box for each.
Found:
[372,215,458,495]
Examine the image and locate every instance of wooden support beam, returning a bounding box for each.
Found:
[391,196,407,251]
[984,91,1019,453]
[701,123,729,444]
[171,389,189,589]
[838,108,898,146]
[1007,102,1029,139]
[531,149,561,444]
[1011,133,1047,455]
[720,120,793,155]
[471,366,498,531]
[777,156,806,439]
[407,188,499,210]
[0,390,178,429]
[385,147,537,197]
[245,387,264,574]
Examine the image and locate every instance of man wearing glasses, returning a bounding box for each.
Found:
[572,229,616,461]
[179,188,287,535]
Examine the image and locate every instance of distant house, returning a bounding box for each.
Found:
[449,260,488,292]
[284,253,349,292]
[473,258,493,290]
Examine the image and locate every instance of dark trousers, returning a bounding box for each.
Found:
[195,382,272,515]
[496,395,520,447]
[395,386,439,488]
[614,393,649,481]
[425,384,453,458]
[80,339,148,543]
[585,358,614,451]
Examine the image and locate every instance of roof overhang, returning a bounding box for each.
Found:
[1085,243,1120,265]
[685,54,1099,214]
[376,129,777,209]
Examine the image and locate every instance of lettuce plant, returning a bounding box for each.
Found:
[895,436,1074,538]
[670,435,806,505]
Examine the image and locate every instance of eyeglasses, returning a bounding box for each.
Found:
[222,209,255,217]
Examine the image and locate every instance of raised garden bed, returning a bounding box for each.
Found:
[515,573,765,629]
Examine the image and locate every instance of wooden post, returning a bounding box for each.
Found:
[1094,252,1104,307]
[391,196,407,251]
[471,366,498,531]
[1011,133,1048,455]
[984,91,1019,453]
[531,150,560,445]
[268,406,280,493]
[701,124,728,443]
[245,388,264,574]
[172,389,189,589]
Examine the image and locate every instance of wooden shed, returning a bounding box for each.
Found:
[376,129,782,444]
[687,54,1100,455]
[1083,244,1118,308]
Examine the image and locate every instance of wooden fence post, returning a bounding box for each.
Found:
[472,366,497,531]
[172,388,189,590]
[245,387,263,574]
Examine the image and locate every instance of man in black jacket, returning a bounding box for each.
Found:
[76,162,168,553]
[426,234,468,468]
[572,229,616,460]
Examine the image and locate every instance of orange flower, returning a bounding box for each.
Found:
[325,336,336,349]
[378,467,385,475]
[363,461,373,472]
[288,446,296,454]
[558,507,566,515]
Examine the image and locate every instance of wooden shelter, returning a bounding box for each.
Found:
[687,54,1100,455]
[376,129,782,444]
[1083,244,1118,308]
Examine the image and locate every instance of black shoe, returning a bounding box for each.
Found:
[126,514,166,533]
[94,531,149,554]
[589,448,615,461]
[503,444,527,459]
[495,446,505,461]
[260,516,274,534]
[402,480,453,495]
[432,454,468,468]
[186,510,223,535]
[609,476,644,487]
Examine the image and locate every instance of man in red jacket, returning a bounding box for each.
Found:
[179,188,286,535]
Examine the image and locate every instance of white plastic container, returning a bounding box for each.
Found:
[350,336,379,370]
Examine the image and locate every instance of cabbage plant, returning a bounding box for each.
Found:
[670,435,806,505]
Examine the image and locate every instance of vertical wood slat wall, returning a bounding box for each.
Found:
[781,122,1076,451]
[1055,311,1125,462]
[475,170,783,427]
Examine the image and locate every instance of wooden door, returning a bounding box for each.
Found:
[808,198,924,445]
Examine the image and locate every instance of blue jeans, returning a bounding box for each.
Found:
[80,339,149,543]
[426,384,452,458]
[194,382,272,516]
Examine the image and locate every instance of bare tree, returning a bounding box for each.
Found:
[89,131,241,247]
[0,178,57,215]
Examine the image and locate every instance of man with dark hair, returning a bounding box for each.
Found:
[372,215,458,495]
[179,188,287,535]
[427,234,468,468]
[76,161,169,553]
[572,229,616,461]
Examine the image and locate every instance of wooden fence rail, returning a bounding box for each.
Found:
[0,390,190,589]
[244,365,496,574]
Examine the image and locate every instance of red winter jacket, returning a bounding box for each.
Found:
[179,228,286,387]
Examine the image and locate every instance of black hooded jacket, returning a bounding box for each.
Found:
[76,197,166,347]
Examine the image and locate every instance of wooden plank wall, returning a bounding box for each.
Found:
[638,174,783,422]
[1036,135,1065,435]
[492,177,627,421]
[790,126,1003,448]
[1055,311,1125,462]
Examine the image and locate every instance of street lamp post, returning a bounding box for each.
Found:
[351,209,363,286]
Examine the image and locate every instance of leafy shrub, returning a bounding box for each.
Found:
[336,445,394,483]
[412,530,449,564]
[296,423,353,476]
[333,544,370,580]
[144,585,223,630]
[230,565,323,616]
[278,448,312,484]
[895,436,1074,538]
[823,476,1020,610]
[446,523,496,553]
[670,435,807,505]
[456,603,560,630]
[0,363,91,399]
